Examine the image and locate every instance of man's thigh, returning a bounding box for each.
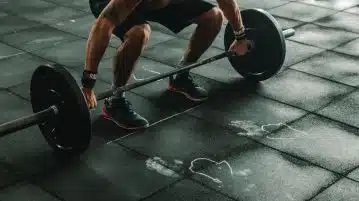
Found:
[89,0,149,40]
[144,0,216,34]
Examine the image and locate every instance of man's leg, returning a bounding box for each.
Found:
[89,0,150,129]
[169,7,223,101]
[183,7,224,63]
[102,24,151,130]
[112,24,151,89]
[168,7,223,101]
[149,2,223,101]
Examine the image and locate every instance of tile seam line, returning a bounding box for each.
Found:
[305,176,346,201]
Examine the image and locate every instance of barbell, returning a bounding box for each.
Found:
[0,8,295,155]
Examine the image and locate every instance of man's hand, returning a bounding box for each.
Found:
[229,39,249,56]
[82,88,97,109]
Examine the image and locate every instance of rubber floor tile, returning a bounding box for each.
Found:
[188,92,307,132]
[257,69,354,111]
[35,143,181,201]
[0,163,21,189]
[345,5,359,15]
[318,89,359,128]
[191,144,338,201]
[142,38,227,67]
[283,40,325,68]
[50,14,94,38]
[0,15,42,36]
[258,114,359,173]
[44,0,91,12]
[233,0,291,10]
[0,53,50,88]
[0,182,60,201]
[334,38,359,57]
[268,2,337,22]
[298,0,359,10]
[0,25,80,52]
[143,179,235,201]
[347,168,359,181]
[310,178,359,201]
[290,51,359,86]
[0,42,23,59]
[31,39,116,68]
[119,113,258,176]
[18,6,87,25]
[1,0,55,13]
[315,12,359,33]
[289,24,359,49]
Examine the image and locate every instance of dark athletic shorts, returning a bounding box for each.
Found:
[89,0,215,40]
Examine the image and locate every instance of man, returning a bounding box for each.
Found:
[82,0,249,130]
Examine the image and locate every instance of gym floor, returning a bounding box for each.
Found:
[1,0,359,200]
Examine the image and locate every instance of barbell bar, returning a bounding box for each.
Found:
[0,8,295,155]
[0,27,294,135]
[98,28,294,100]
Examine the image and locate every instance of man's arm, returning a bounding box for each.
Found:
[84,0,142,75]
[216,0,244,32]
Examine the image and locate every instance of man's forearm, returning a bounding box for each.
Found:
[216,0,244,32]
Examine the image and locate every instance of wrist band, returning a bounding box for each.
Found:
[81,70,97,89]
[233,26,246,41]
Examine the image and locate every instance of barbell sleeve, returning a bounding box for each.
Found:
[283,28,295,38]
[0,106,58,137]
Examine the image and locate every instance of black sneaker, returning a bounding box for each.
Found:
[102,97,149,130]
[168,74,208,102]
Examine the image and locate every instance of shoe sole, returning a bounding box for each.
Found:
[168,87,208,102]
[102,108,149,130]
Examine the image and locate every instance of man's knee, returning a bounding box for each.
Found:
[125,24,151,46]
[197,7,224,27]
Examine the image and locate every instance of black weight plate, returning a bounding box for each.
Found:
[30,64,91,155]
[224,8,286,81]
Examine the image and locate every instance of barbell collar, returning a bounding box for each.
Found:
[0,105,58,137]
[283,28,295,38]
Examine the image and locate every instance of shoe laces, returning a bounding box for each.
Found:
[180,74,199,88]
[123,99,134,113]
[108,97,134,114]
